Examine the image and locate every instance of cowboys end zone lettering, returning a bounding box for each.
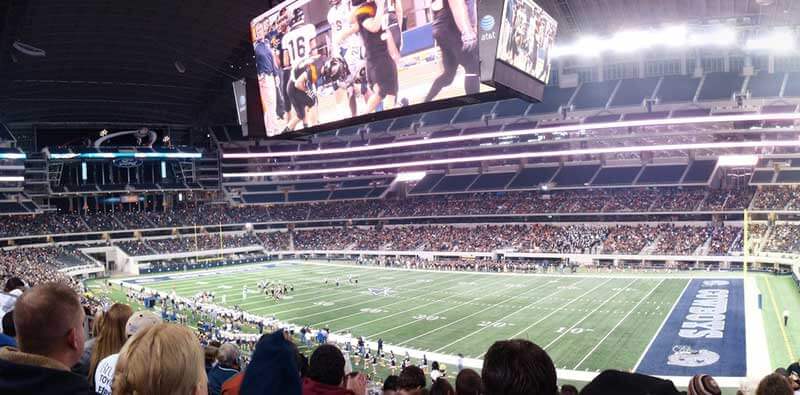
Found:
[637,279,746,377]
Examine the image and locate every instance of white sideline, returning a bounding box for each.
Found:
[745,276,771,378]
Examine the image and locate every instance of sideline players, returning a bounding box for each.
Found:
[281,8,320,132]
[253,21,281,134]
[423,0,479,102]
[351,0,399,114]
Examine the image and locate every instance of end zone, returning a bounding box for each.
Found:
[636,279,746,377]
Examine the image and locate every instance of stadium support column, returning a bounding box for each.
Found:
[743,209,749,275]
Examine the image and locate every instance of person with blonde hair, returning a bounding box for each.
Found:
[88,303,132,386]
[113,323,207,395]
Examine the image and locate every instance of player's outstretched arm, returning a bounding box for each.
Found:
[448,0,475,37]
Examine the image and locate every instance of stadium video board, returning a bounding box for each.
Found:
[496,0,556,84]
[250,0,554,138]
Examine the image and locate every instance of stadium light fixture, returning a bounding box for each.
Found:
[223,112,800,160]
[223,139,800,178]
[395,171,427,182]
[0,153,26,160]
[49,152,201,160]
[0,176,24,182]
[717,154,759,167]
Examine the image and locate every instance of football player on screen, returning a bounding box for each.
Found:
[351,0,399,114]
[253,21,281,134]
[327,0,366,117]
[284,56,321,132]
[423,0,479,102]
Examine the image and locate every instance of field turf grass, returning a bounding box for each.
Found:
[126,262,690,373]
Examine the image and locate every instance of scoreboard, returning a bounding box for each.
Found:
[249,0,556,138]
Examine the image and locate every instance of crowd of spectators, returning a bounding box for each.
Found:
[2,186,787,238]
[765,225,800,254]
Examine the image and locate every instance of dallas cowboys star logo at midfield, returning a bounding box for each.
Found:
[666,345,720,367]
[368,287,393,296]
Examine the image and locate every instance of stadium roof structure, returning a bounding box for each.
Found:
[0,0,273,125]
[536,0,800,38]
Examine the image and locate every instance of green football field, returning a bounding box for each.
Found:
[125,262,692,372]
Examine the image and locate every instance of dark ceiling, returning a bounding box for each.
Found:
[0,0,796,128]
[0,0,274,126]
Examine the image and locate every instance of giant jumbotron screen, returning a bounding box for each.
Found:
[250,0,554,137]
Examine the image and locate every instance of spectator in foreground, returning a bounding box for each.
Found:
[383,375,400,395]
[455,368,481,395]
[0,310,15,348]
[94,310,161,395]
[579,370,681,395]
[756,373,793,395]
[303,343,366,395]
[205,344,220,372]
[687,374,721,395]
[0,282,90,395]
[482,339,557,395]
[430,377,455,395]
[208,343,241,395]
[560,384,579,395]
[113,323,207,395]
[240,330,301,395]
[398,365,427,395]
[88,303,133,386]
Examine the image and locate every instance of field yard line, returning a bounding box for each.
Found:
[632,279,690,371]
[354,275,523,335]
[394,278,565,347]
[431,277,593,353]
[764,275,797,361]
[544,279,639,350]
[287,272,478,322]
[474,278,615,359]
[572,278,665,369]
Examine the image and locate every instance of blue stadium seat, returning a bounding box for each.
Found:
[431,174,478,192]
[785,72,800,97]
[293,182,327,190]
[242,193,285,204]
[330,188,372,200]
[584,114,621,124]
[288,190,331,202]
[656,75,701,103]
[429,129,461,138]
[683,160,716,183]
[750,170,775,184]
[697,72,744,101]
[389,114,422,131]
[468,172,516,190]
[552,165,600,186]
[452,102,497,123]
[591,167,641,185]
[672,108,710,117]
[421,108,458,127]
[409,173,445,194]
[762,104,798,114]
[748,72,784,98]
[571,80,617,110]
[623,111,670,120]
[610,77,659,107]
[244,184,279,192]
[365,119,393,134]
[503,121,537,132]
[0,202,26,213]
[492,99,531,119]
[337,125,361,136]
[367,187,388,197]
[528,86,576,114]
[776,170,800,183]
[636,165,687,184]
[508,167,558,189]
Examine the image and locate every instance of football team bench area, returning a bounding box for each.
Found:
[95,259,799,390]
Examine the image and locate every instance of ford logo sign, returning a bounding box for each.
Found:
[113,158,143,168]
[480,15,495,31]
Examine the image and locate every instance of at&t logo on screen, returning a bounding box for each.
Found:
[480,15,495,31]
[480,15,496,41]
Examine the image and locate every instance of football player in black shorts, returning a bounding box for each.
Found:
[351,0,399,113]
[423,0,479,102]
[284,57,320,131]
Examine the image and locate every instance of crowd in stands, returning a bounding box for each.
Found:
[116,233,265,256]
[4,186,799,238]
[1,280,798,395]
[765,225,800,254]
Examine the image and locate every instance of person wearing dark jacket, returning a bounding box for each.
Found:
[0,283,91,395]
[241,329,302,395]
[208,343,241,395]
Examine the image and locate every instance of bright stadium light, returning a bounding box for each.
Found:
[746,29,796,53]
[0,176,25,182]
[223,112,800,159]
[717,154,759,167]
[223,139,800,178]
[395,171,427,182]
[688,25,737,47]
